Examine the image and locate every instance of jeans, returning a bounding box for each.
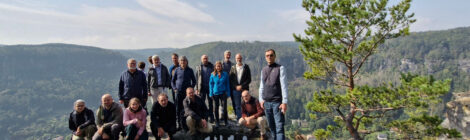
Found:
[213,94,228,124]
[232,90,242,120]
[264,101,285,140]
[150,87,167,104]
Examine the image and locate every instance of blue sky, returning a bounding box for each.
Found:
[0,0,469,49]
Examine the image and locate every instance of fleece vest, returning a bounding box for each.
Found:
[262,63,282,102]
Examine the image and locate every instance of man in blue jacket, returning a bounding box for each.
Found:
[119,58,148,108]
[171,56,196,130]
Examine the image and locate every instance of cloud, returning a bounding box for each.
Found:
[0,2,220,49]
[136,0,214,23]
[278,8,309,23]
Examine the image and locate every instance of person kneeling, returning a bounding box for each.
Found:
[184,87,213,136]
[150,94,176,140]
[69,99,97,140]
[93,94,123,140]
[238,90,267,140]
[123,98,148,140]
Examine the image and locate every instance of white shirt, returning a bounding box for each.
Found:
[236,64,244,83]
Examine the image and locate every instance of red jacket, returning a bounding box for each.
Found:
[241,97,264,118]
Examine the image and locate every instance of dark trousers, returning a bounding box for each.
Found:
[175,90,188,130]
[125,124,148,140]
[264,101,285,140]
[150,123,176,140]
[199,89,214,122]
[213,94,228,124]
[92,124,121,140]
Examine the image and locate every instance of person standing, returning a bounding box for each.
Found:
[171,56,196,130]
[147,55,171,104]
[259,49,288,140]
[168,53,179,103]
[195,54,215,123]
[221,50,236,119]
[209,61,231,127]
[119,58,148,108]
[229,53,251,120]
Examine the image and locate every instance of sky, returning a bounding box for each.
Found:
[0,0,469,49]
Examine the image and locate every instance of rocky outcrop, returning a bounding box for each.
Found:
[400,58,418,72]
[458,59,470,73]
[443,91,470,138]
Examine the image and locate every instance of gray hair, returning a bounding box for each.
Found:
[158,93,168,99]
[152,55,160,60]
[224,50,231,55]
[74,99,85,106]
[127,58,136,64]
[179,55,188,61]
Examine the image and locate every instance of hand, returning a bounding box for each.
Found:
[201,119,207,128]
[157,127,165,137]
[98,127,103,135]
[136,119,143,127]
[279,103,287,114]
[76,127,82,136]
[260,101,264,109]
[148,92,152,96]
[102,133,109,139]
[245,117,252,125]
[134,135,140,140]
[195,90,200,96]
[119,100,124,104]
[236,85,242,91]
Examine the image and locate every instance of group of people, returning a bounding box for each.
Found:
[68,49,288,140]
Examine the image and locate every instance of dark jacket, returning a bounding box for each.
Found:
[183,96,209,122]
[96,102,123,129]
[195,62,214,92]
[69,107,95,134]
[241,97,264,119]
[119,70,148,100]
[150,101,176,132]
[171,67,196,92]
[147,64,171,90]
[229,64,251,90]
[168,64,179,90]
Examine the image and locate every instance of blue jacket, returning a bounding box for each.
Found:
[209,71,231,97]
[119,70,148,100]
[171,67,196,92]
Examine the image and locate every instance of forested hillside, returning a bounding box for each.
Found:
[0,27,469,139]
[0,44,127,139]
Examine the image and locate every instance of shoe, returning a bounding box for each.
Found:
[215,122,220,127]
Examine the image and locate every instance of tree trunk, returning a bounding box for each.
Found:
[345,115,362,140]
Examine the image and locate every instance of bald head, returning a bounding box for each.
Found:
[235,53,243,65]
[242,90,251,103]
[101,94,113,109]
